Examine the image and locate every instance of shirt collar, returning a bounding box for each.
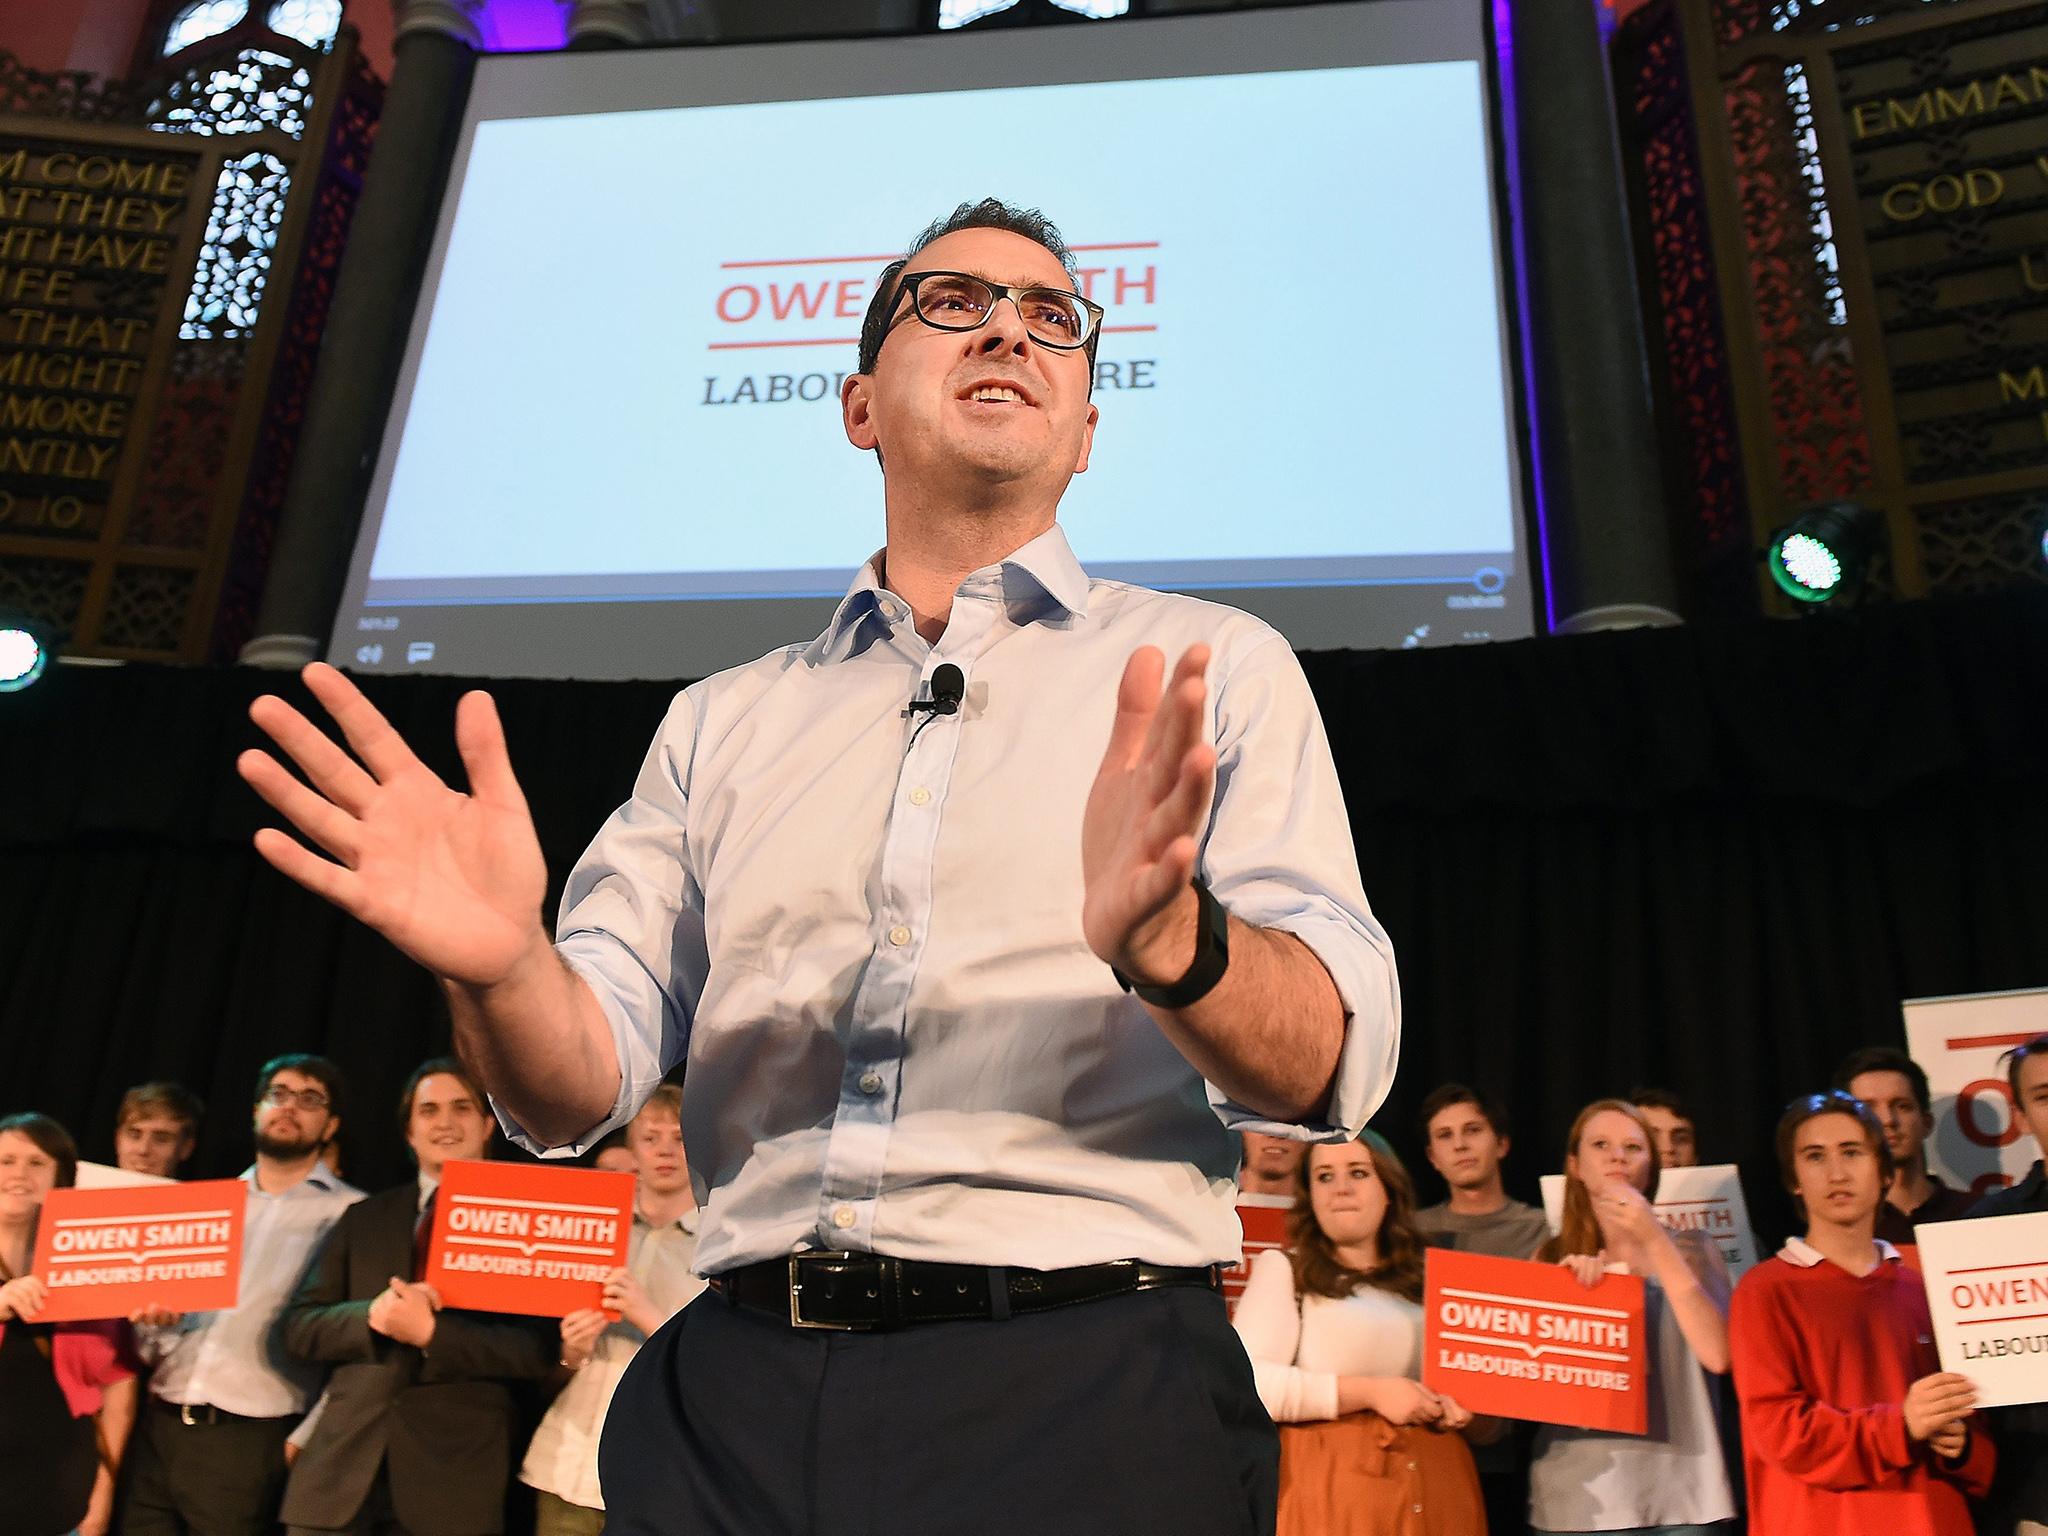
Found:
[1780,1234,1901,1268]
[240,1158,345,1194]
[809,524,1091,664]
[634,1202,699,1235]
[417,1171,438,1212]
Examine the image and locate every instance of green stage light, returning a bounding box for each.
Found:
[1767,502,1881,605]
[0,611,50,692]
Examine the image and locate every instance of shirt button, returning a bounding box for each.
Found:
[908,787,930,806]
[888,925,911,947]
[858,1071,883,1095]
[832,1205,857,1230]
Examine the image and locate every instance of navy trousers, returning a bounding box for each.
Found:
[597,1282,1277,1536]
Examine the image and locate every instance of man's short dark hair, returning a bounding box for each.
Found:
[397,1056,490,1129]
[855,198,1099,383]
[254,1054,345,1120]
[1416,1083,1510,1142]
[1775,1089,1894,1200]
[118,1081,205,1134]
[0,1111,79,1188]
[2003,1033,2048,1096]
[1627,1086,1693,1123]
[1833,1046,1932,1114]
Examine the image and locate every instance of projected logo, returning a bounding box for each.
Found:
[700,241,1161,406]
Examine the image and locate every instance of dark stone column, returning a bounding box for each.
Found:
[563,0,652,47]
[1506,0,1683,632]
[240,0,482,668]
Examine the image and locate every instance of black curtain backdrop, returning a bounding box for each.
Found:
[4,592,2045,1243]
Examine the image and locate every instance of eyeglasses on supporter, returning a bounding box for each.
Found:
[261,1085,330,1111]
[889,269,1104,351]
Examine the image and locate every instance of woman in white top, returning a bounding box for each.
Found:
[1233,1130,1490,1536]
[1529,1098,1737,1536]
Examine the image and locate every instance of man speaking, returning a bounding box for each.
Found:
[239,200,1399,1535]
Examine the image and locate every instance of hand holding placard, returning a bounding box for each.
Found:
[1423,1249,1649,1434]
[29,1178,246,1322]
[422,1160,635,1318]
[1912,1210,2048,1407]
[1901,1373,1978,1440]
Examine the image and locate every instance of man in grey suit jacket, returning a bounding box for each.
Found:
[278,1059,555,1536]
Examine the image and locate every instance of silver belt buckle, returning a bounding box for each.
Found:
[787,1253,863,1331]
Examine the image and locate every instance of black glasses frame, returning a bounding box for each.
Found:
[889,269,1104,350]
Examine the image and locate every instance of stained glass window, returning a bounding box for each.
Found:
[265,0,343,48]
[180,151,291,339]
[163,0,250,55]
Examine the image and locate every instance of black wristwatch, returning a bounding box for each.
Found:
[1112,878,1231,1009]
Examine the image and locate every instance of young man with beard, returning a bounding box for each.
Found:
[1835,1046,1976,1244]
[122,1055,362,1536]
[1729,1090,1993,1535]
[113,1082,205,1181]
[1964,1035,2048,1536]
[278,1058,555,1536]
[521,1084,707,1535]
[237,199,1399,1536]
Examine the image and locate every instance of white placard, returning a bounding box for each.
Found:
[1901,987,2048,1200]
[72,1160,174,1189]
[1915,1211,2048,1408]
[1539,1164,1759,1281]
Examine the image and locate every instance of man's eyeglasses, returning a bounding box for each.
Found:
[261,1085,330,1112]
[890,270,1103,351]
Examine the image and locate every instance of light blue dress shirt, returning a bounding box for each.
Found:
[136,1161,363,1417]
[499,525,1399,1273]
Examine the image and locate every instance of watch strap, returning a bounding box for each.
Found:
[1112,878,1231,1009]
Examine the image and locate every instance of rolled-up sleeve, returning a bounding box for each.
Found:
[1199,633,1399,1141]
[492,689,710,1157]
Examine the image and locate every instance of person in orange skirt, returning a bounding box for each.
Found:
[1233,1129,1492,1536]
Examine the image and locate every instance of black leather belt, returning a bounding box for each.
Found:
[153,1398,293,1426]
[710,1252,1221,1331]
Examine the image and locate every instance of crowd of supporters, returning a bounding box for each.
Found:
[1234,1039,2048,1536]
[1,1032,2043,1535]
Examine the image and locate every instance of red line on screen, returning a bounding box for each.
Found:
[719,241,1161,270]
[708,323,1159,351]
[1945,1032,2044,1050]
[707,337,859,351]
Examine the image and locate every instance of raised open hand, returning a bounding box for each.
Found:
[237,663,549,988]
[1081,644,1216,984]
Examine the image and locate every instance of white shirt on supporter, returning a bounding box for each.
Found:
[520,1208,706,1511]
[1231,1245,1422,1421]
[137,1160,363,1418]
[494,525,1400,1276]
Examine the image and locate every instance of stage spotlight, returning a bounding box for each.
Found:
[0,611,50,692]
[1766,501,1882,605]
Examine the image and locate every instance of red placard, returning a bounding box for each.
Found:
[1422,1249,1648,1433]
[423,1160,635,1318]
[1223,1197,1293,1314]
[31,1179,246,1322]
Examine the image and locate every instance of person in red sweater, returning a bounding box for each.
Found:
[1729,1090,1994,1536]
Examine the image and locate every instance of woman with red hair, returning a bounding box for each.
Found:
[1527,1098,1737,1535]
[1232,1130,1490,1535]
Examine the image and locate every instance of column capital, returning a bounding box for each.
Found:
[394,0,485,48]
[561,0,655,45]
